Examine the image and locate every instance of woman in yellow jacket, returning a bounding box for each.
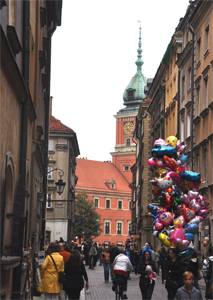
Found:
[38,244,64,299]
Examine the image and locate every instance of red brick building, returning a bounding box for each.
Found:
[75,159,131,246]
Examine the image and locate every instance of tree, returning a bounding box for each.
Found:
[74,192,103,242]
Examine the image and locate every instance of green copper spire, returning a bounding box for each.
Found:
[117,27,147,115]
[135,27,144,74]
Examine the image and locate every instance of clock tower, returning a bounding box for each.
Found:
[111,27,147,183]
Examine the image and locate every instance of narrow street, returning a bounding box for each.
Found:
[84,264,206,300]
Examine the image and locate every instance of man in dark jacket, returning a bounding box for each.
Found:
[109,243,119,281]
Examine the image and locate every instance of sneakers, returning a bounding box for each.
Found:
[122,295,128,299]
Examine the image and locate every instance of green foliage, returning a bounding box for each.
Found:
[74,192,103,241]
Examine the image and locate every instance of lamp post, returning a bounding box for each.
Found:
[47,168,66,195]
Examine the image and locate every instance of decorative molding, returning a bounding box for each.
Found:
[199,138,208,148]
[195,75,201,88]
[200,107,209,118]
[193,115,201,125]
[202,64,210,77]
[192,144,200,152]
[179,107,185,115]
[7,26,22,55]
[56,144,68,152]
[208,101,213,110]
[185,100,191,109]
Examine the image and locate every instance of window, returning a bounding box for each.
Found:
[202,148,208,182]
[204,24,209,55]
[195,152,200,173]
[126,138,131,146]
[111,183,114,189]
[129,200,131,210]
[105,222,110,234]
[181,76,185,98]
[49,139,53,151]
[128,222,131,236]
[106,199,110,209]
[180,116,184,143]
[197,37,201,64]
[124,165,129,171]
[47,166,53,179]
[47,193,52,208]
[186,110,191,138]
[117,222,122,235]
[188,67,191,90]
[118,200,122,210]
[196,86,200,115]
[94,198,99,208]
[203,75,209,109]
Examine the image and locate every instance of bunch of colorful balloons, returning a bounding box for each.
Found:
[146,136,210,260]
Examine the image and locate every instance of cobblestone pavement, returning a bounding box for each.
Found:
[84,264,206,300]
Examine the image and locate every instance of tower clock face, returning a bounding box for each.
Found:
[124,122,134,135]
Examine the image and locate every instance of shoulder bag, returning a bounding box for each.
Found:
[49,255,67,284]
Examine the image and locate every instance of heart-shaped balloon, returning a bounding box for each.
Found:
[188,190,199,200]
[159,212,174,225]
[159,233,172,248]
[147,157,157,166]
[175,238,189,251]
[197,209,210,218]
[189,199,201,212]
[180,194,190,206]
[155,221,164,231]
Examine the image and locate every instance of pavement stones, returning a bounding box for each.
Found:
[84,264,206,300]
[33,264,206,300]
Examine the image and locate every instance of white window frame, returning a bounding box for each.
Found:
[47,193,52,208]
[104,220,111,235]
[123,165,129,171]
[47,166,53,179]
[94,197,99,208]
[106,199,111,209]
[126,138,131,147]
[118,200,123,210]
[49,139,54,151]
[186,110,191,138]
[116,221,123,235]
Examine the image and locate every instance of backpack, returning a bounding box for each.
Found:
[207,259,213,283]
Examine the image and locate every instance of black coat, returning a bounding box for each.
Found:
[109,247,119,263]
[137,258,157,285]
[163,257,182,286]
[64,262,88,291]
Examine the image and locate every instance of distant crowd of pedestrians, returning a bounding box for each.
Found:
[38,238,213,300]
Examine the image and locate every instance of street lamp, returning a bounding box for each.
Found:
[47,168,66,195]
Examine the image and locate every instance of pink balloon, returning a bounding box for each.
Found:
[170,228,187,244]
[175,238,190,251]
[197,209,210,218]
[189,199,201,212]
[159,212,174,225]
[155,159,166,168]
[157,207,167,217]
[147,158,157,166]
[180,194,190,206]
[188,190,199,200]
[155,221,164,230]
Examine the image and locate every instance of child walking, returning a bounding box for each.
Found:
[174,271,203,300]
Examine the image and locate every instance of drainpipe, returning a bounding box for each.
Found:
[41,23,56,250]
[177,68,181,139]
[11,0,29,298]
[188,23,195,171]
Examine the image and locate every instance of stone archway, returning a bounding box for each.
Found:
[3,152,15,256]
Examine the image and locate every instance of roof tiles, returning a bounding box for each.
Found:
[76,159,131,193]
[49,115,74,132]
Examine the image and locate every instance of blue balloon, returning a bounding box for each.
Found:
[180,247,195,261]
[185,224,199,234]
[185,233,195,242]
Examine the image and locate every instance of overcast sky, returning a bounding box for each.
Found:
[50,0,190,162]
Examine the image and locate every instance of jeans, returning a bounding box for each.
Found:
[140,283,154,300]
[58,290,67,300]
[155,261,159,275]
[44,293,58,300]
[110,262,114,280]
[103,263,110,282]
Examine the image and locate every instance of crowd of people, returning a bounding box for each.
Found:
[38,238,213,300]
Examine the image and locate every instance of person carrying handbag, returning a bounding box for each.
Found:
[38,244,64,300]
